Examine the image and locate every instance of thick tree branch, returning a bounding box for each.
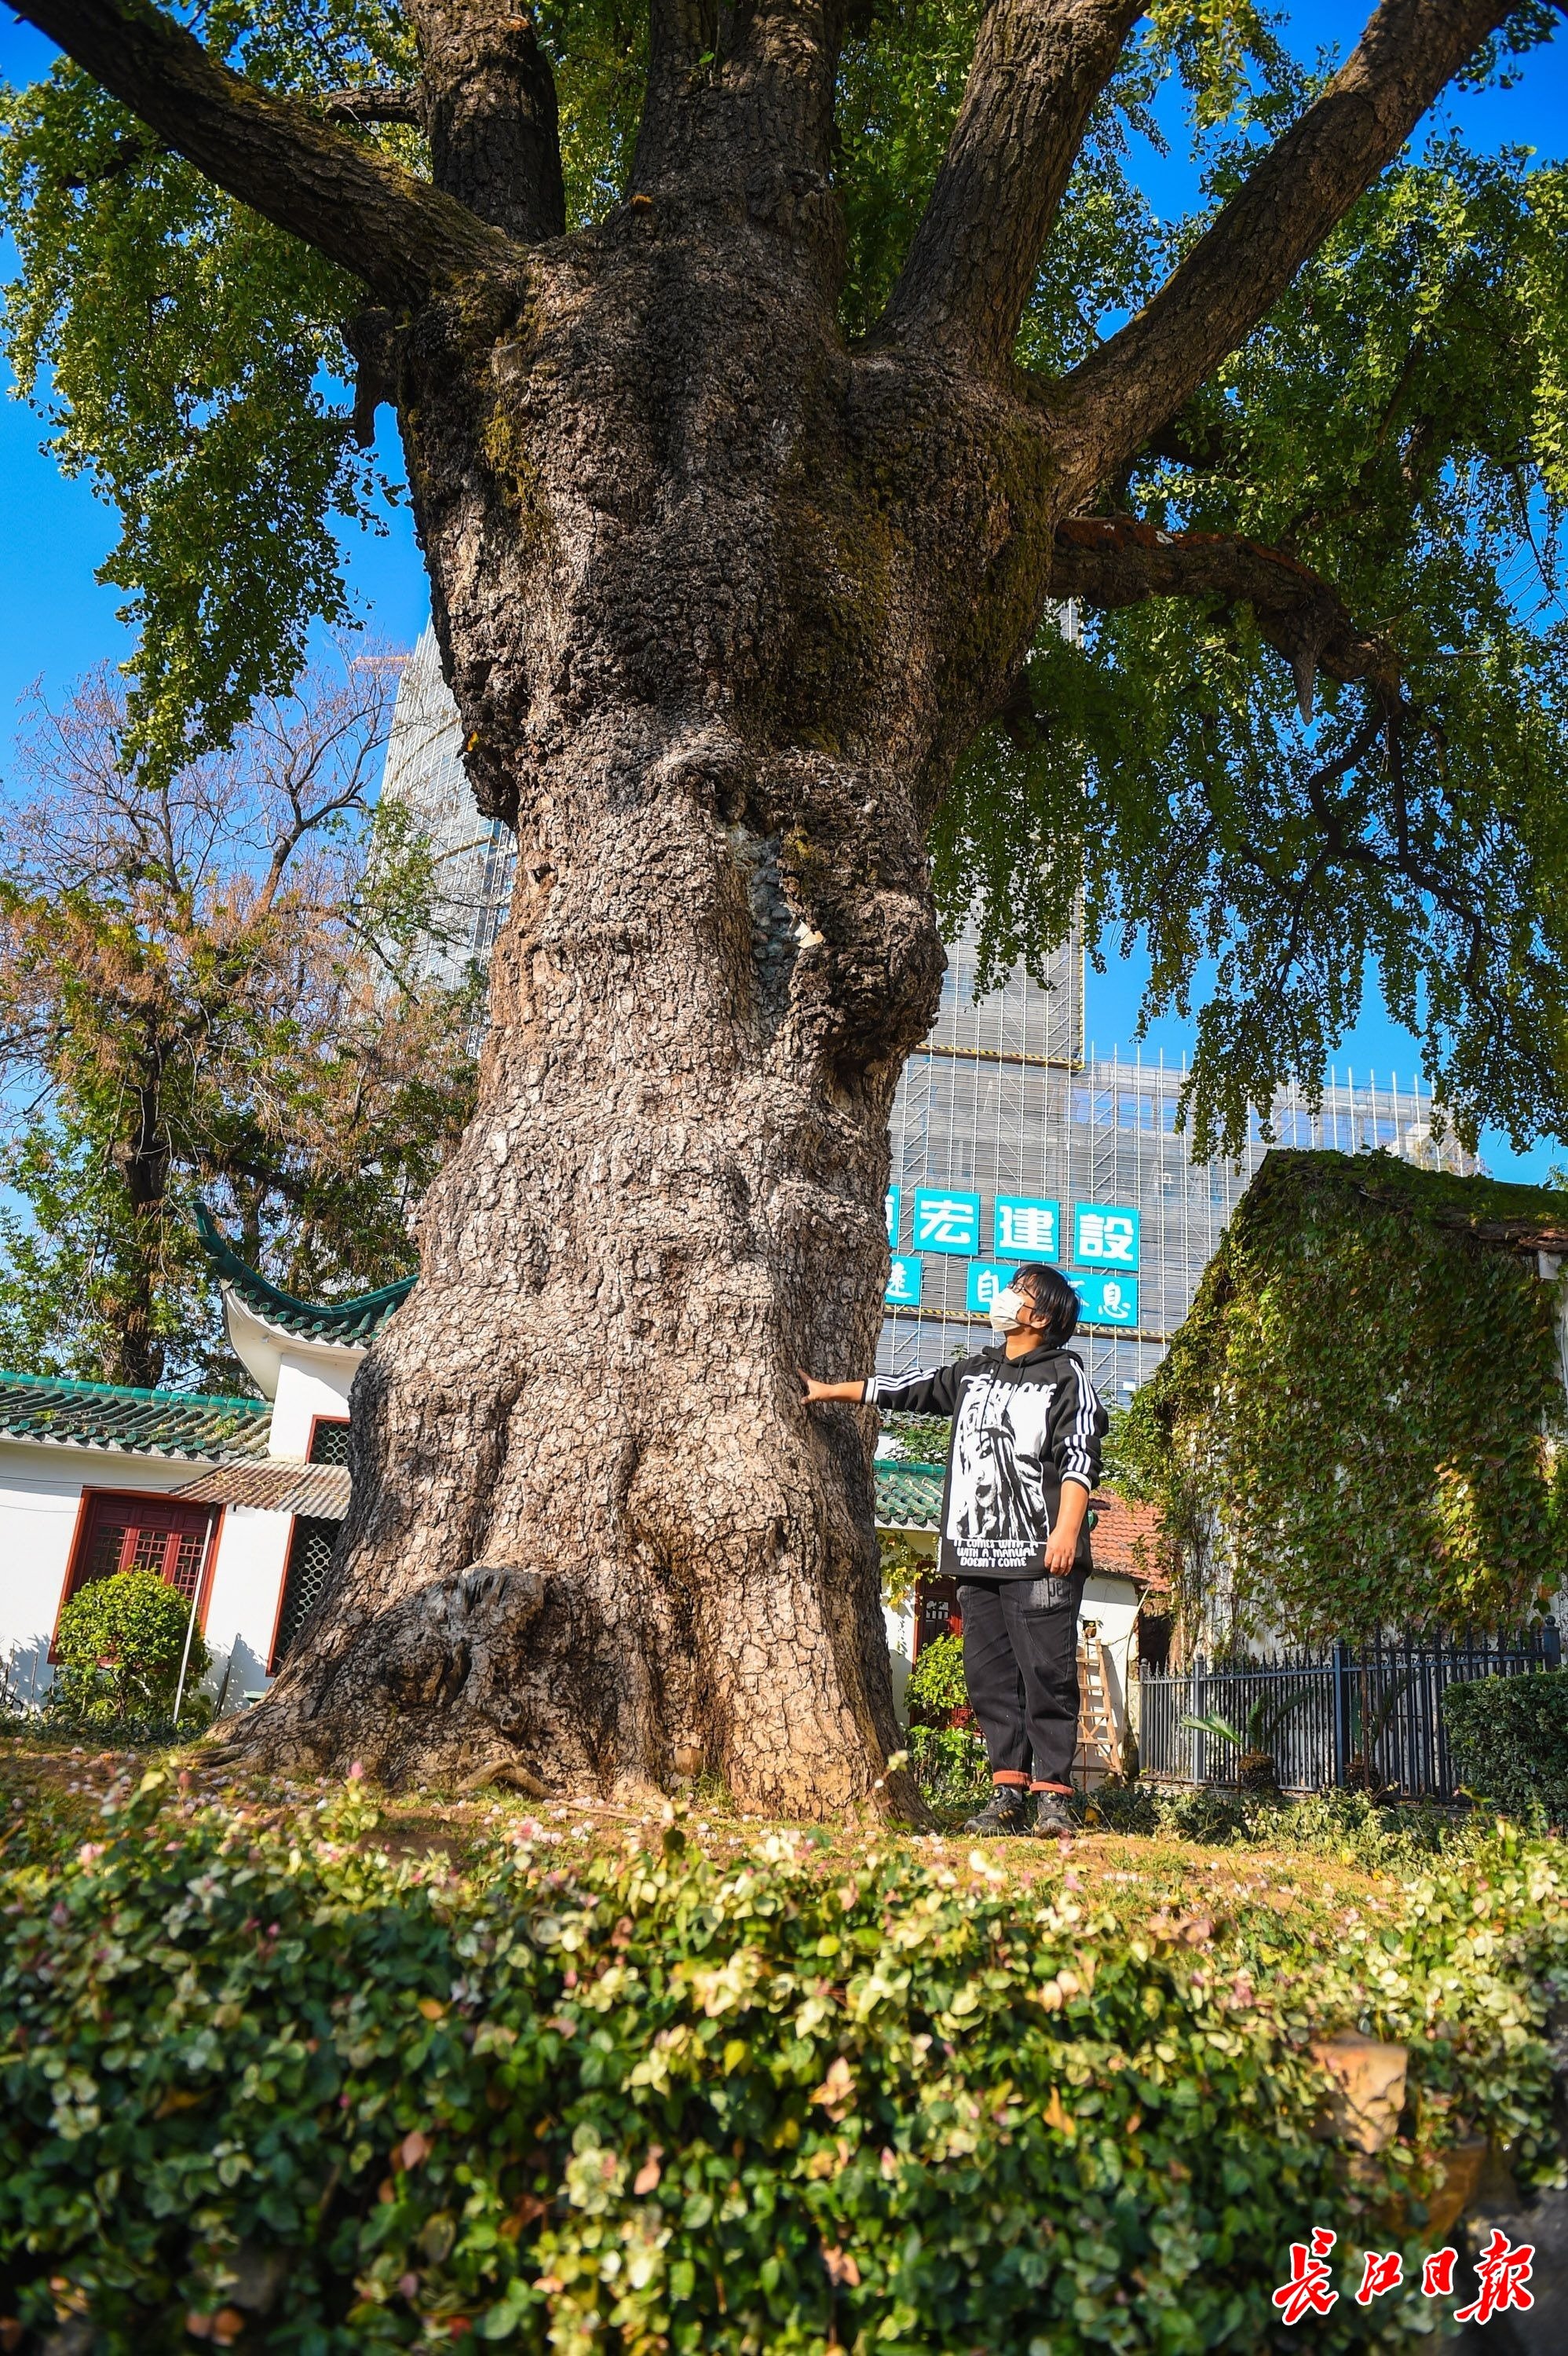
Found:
[320,87,426,126]
[633,0,718,191]
[406,0,565,242]
[1055,0,1519,499]
[1049,514,1398,712]
[13,0,517,306]
[632,0,846,252]
[881,0,1142,372]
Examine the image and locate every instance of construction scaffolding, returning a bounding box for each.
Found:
[878,916,1475,1402]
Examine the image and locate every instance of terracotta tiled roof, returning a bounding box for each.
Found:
[196,1205,414,1345]
[1089,1491,1170,1590]
[0,1369,271,1462]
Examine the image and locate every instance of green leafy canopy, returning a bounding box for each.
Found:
[937,117,1568,1157]
[2,3,1566,1151]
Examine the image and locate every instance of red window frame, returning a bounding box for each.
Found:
[305,1414,351,1465]
[58,1487,221,1637]
[914,1574,961,1658]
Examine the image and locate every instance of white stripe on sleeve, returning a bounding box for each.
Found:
[864,1366,945,1407]
[1059,1363,1102,1490]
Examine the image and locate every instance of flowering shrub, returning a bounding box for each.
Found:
[3,1771,1567,2352]
[49,1571,209,1729]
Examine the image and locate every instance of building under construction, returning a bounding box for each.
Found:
[381,624,1475,1402]
[379,625,517,989]
[878,922,1474,1403]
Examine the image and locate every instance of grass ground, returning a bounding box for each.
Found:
[0,1731,1438,1951]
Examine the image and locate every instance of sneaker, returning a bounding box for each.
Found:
[962,1787,1031,1837]
[1029,1791,1076,1838]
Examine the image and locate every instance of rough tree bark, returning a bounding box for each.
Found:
[16,0,1520,1810]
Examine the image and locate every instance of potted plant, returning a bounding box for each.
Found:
[1181,1688,1308,1792]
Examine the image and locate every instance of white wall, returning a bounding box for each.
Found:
[0,1447,225,1703]
[203,1504,294,1699]
[1080,1575,1142,1737]
[268,1350,357,1458]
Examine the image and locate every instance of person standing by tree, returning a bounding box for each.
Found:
[803,1264,1107,1836]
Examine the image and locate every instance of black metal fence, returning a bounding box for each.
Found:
[1139,1625,1563,1801]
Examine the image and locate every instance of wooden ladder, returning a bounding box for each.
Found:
[1075,1627,1120,1782]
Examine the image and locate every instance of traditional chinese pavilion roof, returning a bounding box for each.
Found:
[874,1458,946,1530]
[195,1206,415,1346]
[0,1368,271,1462]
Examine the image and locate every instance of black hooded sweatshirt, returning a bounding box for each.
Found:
[867,1341,1108,1582]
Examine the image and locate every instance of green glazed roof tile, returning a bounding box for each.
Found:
[0,1369,272,1461]
[196,1205,415,1344]
[874,1459,945,1531]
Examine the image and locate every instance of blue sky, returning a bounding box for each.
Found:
[1,4,1564,1178]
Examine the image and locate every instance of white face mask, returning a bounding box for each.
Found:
[988,1286,1031,1334]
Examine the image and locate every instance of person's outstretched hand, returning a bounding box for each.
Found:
[799,1370,835,1402]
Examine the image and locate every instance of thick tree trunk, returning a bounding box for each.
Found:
[235,210,1056,1814]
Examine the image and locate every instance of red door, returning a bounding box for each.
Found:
[70,1491,217,1604]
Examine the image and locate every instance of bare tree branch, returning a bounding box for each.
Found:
[1048,514,1398,712]
[13,0,517,306]
[881,0,1142,372]
[1054,0,1519,499]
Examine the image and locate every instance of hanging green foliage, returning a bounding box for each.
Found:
[1117,1149,1568,1648]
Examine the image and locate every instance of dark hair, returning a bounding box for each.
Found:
[1012,1263,1080,1344]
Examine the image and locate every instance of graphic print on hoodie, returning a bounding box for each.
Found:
[867,1343,1108,1582]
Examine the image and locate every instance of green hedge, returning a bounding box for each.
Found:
[5,1771,1568,2352]
[1444,1666,1568,1817]
[51,1570,210,1729]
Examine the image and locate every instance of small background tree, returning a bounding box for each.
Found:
[0,652,482,1391]
[50,1569,210,1728]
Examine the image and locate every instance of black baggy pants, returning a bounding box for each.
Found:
[958,1572,1085,1791]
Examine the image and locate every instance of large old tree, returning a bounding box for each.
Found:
[4,0,1566,1809]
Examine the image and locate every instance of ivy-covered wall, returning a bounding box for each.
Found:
[1117,1151,1568,1649]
